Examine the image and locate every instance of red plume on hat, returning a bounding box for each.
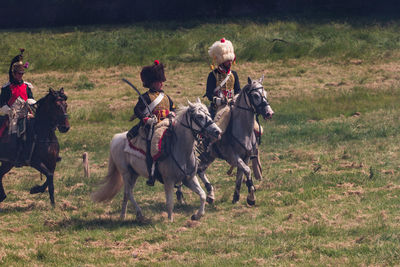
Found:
[140,60,166,88]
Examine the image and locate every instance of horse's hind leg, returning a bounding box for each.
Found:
[183,175,206,221]
[197,156,217,204]
[121,171,142,221]
[0,162,13,202]
[31,162,55,206]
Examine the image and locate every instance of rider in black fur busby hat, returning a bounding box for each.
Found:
[127,60,175,186]
[140,60,166,88]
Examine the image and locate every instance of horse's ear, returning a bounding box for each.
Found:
[49,88,55,94]
[259,75,264,84]
[196,97,201,104]
[248,77,252,84]
[187,99,194,108]
[59,87,64,94]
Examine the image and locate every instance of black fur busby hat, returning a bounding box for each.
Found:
[140,60,166,88]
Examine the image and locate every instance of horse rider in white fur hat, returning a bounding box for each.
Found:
[202,38,263,180]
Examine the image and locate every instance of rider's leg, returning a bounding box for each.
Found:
[251,121,263,180]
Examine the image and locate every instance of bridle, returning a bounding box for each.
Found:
[235,83,270,115]
[180,106,215,139]
[232,83,270,146]
[170,106,216,178]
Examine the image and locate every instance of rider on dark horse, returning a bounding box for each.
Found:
[0,49,36,166]
[127,60,176,186]
[203,38,263,178]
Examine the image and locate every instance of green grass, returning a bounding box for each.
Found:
[1,20,400,72]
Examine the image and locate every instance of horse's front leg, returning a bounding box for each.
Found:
[164,179,175,222]
[31,162,55,206]
[242,156,256,206]
[183,175,206,220]
[197,155,217,204]
[233,157,252,205]
[0,161,14,202]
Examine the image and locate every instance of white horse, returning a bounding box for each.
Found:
[91,99,221,222]
[197,76,274,205]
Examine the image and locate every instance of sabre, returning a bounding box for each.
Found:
[122,78,152,116]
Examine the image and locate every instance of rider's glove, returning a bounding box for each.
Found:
[0,105,11,116]
[27,98,37,105]
[213,96,227,106]
[167,111,176,118]
[143,116,157,125]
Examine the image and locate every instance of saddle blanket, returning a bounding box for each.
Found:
[150,119,171,161]
[125,119,171,161]
[215,105,263,136]
[124,128,147,160]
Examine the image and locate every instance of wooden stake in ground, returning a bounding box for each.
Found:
[83,152,90,178]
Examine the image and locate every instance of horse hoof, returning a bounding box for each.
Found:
[232,193,240,204]
[0,194,6,202]
[206,196,214,204]
[136,215,145,223]
[30,185,45,194]
[191,214,201,221]
[247,197,255,206]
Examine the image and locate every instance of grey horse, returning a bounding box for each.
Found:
[196,76,274,205]
[91,99,221,222]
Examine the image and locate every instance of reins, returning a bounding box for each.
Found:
[230,84,267,149]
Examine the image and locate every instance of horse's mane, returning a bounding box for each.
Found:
[175,101,209,121]
[35,89,67,117]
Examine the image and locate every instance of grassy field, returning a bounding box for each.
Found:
[1,20,400,265]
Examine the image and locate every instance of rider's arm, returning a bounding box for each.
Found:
[0,86,10,107]
[167,95,176,112]
[26,84,34,99]
[232,71,241,95]
[205,71,217,101]
[133,92,153,123]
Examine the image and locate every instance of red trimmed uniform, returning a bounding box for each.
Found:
[133,89,175,124]
[0,81,34,137]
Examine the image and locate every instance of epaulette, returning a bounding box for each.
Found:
[1,82,10,89]
[24,81,34,88]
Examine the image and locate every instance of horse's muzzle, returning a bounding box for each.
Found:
[207,128,221,142]
[262,105,274,120]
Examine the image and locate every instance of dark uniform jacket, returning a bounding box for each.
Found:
[134,89,175,123]
[205,69,240,102]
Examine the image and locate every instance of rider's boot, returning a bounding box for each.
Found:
[251,144,263,180]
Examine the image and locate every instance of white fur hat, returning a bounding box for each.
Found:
[208,38,235,65]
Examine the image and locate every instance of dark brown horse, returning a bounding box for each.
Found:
[0,88,70,206]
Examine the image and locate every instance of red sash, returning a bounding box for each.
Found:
[8,83,28,106]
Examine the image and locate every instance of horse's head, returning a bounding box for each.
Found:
[187,98,221,142]
[244,76,274,120]
[40,88,70,133]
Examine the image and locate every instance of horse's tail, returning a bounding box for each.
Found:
[91,153,123,202]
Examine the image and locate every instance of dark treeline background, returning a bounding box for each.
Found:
[1,0,399,28]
